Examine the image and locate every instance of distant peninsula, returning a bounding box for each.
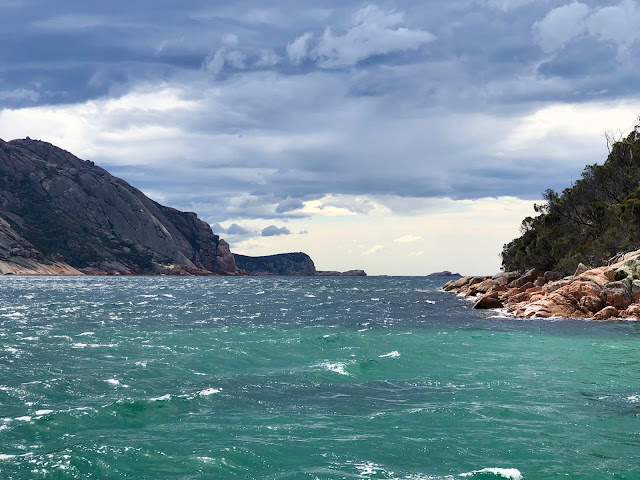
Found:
[0,138,364,276]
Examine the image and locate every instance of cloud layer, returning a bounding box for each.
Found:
[2,0,640,273]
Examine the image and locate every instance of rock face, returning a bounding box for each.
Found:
[234,253,316,275]
[443,248,640,320]
[0,137,238,275]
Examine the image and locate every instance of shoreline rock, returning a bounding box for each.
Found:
[443,248,640,320]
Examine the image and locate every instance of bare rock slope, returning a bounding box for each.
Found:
[0,138,237,275]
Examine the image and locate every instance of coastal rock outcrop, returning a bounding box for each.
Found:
[0,137,238,275]
[444,248,640,319]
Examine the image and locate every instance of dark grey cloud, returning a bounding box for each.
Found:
[261,225,291,236]
[2,0,639,223]
[275,196,304,213]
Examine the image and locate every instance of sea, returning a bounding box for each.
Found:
[0,275,639,480]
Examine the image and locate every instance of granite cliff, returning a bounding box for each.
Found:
[0,138,237,275]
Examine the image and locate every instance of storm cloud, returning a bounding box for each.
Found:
[1,0,639,228]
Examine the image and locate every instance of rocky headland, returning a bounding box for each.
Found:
[0,137,237,275]
[444,128,640,320]
[0,137,364,277]
[444,250,640,320]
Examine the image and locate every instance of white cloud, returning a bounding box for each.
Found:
[226,50,246,69]
[312,5,435,68]
[202,47,246,75]
[362,245,384,255]
[256,49,280,67]
[286,32,314,64]
[289,5,435,68]
[585,0,640,52]
[393,234,423,243]
[532,2,589,53]
[202,49,227,75]
[533,1,640,54]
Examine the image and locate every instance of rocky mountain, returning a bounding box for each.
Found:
[0,137,237,275]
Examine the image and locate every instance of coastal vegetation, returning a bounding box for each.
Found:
[501,128,640,275]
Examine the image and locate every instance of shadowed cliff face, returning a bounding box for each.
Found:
[0,138,237,274]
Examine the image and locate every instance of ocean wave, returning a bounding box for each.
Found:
[319,361,351,376]
[459,468,522,480]
[379,351,401,358]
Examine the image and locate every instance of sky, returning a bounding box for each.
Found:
[1,0,639,275]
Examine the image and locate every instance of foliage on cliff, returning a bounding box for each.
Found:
[501,130,640,275]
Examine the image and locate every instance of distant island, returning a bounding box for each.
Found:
[0,138,364,276]
[447,129,640,319]
[428,270,460,277]
[235,252,366,276]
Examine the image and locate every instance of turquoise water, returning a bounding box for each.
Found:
[0,276,639,479]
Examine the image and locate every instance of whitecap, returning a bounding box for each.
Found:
[77,332,95,336]
[460,467,523,480]
[321,362,350,376]
[379,351,400,358]
[199,388,221,397]
[149,394,172,402]
[105,379,129,388]
[34,410,53,416]
[627,395,640,403]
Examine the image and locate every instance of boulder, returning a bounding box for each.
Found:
[521,292,577,318]
[473,278,495,294]
[544,271,562,283]
[517,281,535,293]
[472,294,503,309]
[534,276,547,287]
[621,304,640,318]
[543,279,571,294]
[602,281,633,310]
[579,295,604,314]
[443,276,473,291]
[593,306,619,320]
[574,263,589,276]
[494,271,520,286]
[510,268,544,288]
